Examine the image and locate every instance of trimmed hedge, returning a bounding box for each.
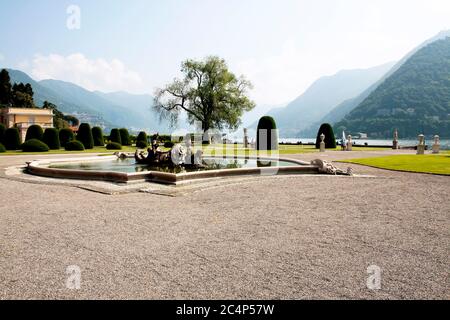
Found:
[25,124,44,142]
[109,128,122,144]
[164,141,175,148]
[256,116,278,150]
[92,126,104,146]
[136,140,148,148]
[76,123,94,149]
[43,128,61,150]
[0,123,5,144]
[0,143,5,153]
[315,123,336,149]
[4,127,21,150]
[119,128,131,146]
[136,131,147,142]
[21,139,49,152]
[59,128,74,147]
[106,142,122,150]
[65,140,85,151]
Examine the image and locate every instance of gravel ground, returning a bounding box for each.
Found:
[0,151,448,299]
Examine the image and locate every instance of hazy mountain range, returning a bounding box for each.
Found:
[258,61,396,136]
[5,69,171,132]
[335,36,450,138]
[257,29,450,138]
[3,31,449,138]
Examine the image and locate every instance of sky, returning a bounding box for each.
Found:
[0,0,449,107]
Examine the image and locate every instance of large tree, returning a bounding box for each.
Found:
[153,56,255,134]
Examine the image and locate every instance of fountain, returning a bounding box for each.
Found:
[25,135,353,185]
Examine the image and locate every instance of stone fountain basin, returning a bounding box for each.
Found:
[25,155,324,185]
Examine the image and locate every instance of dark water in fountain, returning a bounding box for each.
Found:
[49,157,299,174]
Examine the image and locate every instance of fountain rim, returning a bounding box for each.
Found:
[25,154,321,185]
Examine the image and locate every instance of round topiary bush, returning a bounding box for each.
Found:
[76,123,94,149]
[0,142,5,153]
[164,141,175,148]
[25,124,44,142]
[65,140,85,151]
[21,139,49,152]
[92,126,104,146]
[109,128,122,144]
[0,123,5,145]
[4,127,21,150]
[136,131,147,144]
[136,140,148,148]
[42,128,61,150]
[119,128,131,146]
[106,142,122,150]
[315,123,336,149]
[256,116,278,150]
[59,128,74,147]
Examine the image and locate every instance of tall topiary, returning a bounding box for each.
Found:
[315,123,336,149]
[4,127,21,150]
[256,116,278,150]
[42,128,61,150]
[136,131,148,148]
[76,123,94,149]
[109,128,122,144]
[0,123,5,144]
[25,124,44,141]
[92,126,104,146]
[59,128,74,147]
[119,128,131,146]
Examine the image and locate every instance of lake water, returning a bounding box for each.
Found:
[279,138,450,150]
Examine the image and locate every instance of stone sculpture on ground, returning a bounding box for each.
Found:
[311,159,353,176]
[432,135,440,154]
[417,134,425,155]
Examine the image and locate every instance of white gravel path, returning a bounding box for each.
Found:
[0,151,448,299]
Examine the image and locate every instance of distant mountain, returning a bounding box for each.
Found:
[262,62,395,137]
[320,29,450,127]
[5,69,171,132]
[335,37,450,138]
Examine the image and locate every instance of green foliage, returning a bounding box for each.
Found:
[315,123,336,149]
[42,128,60,150]
[136,131,147,142]
[106,142,122,150]
[153,56,255,132]
[136,131,148,147]
[136,140,148,148]
[59,128,74,147]
[256,116,278,150]
[65,140,85,151]
[4,128,21,150]
[76,123,94,149]
[25,124,44,141]
[0,69,12,105]
[164,141,175,148]
[0,143,5,153]
[0,123,5,144]
[119,128,131,146]
[21,139,49,152]
[11,82,35,108]
[336,38,450,138]
[109,128,122,144]
[92,127,104,146]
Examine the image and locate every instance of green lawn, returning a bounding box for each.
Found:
[339,154,450,175]
[0,144,392,157]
